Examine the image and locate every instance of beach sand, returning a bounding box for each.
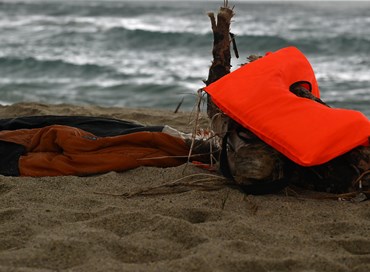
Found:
[0,102,369,272]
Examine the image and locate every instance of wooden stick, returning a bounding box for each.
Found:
[205,5,234,119]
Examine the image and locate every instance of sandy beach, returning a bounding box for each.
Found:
[0,102,369,272]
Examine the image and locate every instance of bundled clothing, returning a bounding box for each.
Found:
[0,116,189,176]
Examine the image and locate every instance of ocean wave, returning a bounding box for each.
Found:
[0,56,118,78]
[35,25,212,52]
[0,4,210,35]
[102,27,211,50]
[3,4,369,56]
[0,80,196,110]
[0,0,205,18]
[315,36,370,55]
[0,100,11,106]
[233,35,293,54]
[76,82,196,109]
[231,34,370,56]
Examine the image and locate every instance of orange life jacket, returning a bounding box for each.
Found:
[204,47,370,166]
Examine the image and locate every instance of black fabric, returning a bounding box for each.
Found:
[0,115,164,137]
[239,179,290,195]
[220,132,235,180]
[0,140,26,176]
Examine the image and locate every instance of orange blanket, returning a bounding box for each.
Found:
[0,125,189,176]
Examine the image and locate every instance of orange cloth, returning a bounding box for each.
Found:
[205,47,370,166]
[0,125,189,176]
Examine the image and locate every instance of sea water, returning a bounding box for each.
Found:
[0,0,369,117]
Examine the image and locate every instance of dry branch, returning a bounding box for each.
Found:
[205,4,234,119]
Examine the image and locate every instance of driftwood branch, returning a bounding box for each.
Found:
[205,4,234,119]
[204,3,286,189]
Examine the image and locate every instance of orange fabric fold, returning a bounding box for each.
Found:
[0,125,189,176]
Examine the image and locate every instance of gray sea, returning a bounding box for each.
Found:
[0,0,369,116]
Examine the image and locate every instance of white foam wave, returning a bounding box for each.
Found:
[310,54,369,78]
[0,78,75,85]
[0,13,211,35]
[0,100,11,106]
